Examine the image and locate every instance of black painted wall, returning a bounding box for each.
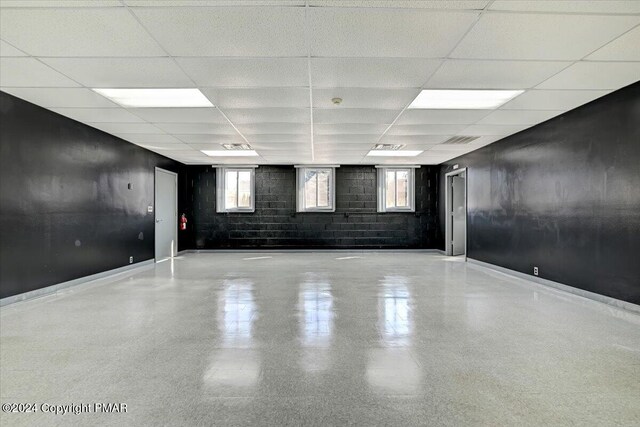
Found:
[0,91,181,299]
[180,165,438,249]
[439,82,640,304]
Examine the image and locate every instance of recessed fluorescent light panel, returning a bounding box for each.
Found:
[92,88,213,108]
[201,150,259,157]
[366,150,423,157]
[408,89,524,109]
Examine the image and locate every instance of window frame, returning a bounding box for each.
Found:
[377,167,416,213]
[216,167,256,213]
[296,166,337,212]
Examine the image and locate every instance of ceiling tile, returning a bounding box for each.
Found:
[475,109,563,125]
[0,40,27,56]
[133,7,305,56]
[314,134,378,144]
[395,109,490,125]
[201,87,309,108]
[426,60,572,89]
[0,8,165,57]
[314,109,398,124]
[224,108,309,124]
[461,123,530,136]
[314,124,389,135]
[309,1,490,9]
[87,122,163,134]
[129,108,226,124]
[246,134,308,143]
[113,133,182,144]
[501,90,611,110]
[155,122,239,135]
[387,124,467,135]
[126,1,304,5]
[236,123,309,135]
[177,58,308,87]
[312,88,418,109]
[0,1,123,6]
[309,8,478,57]
[488,1,640,14]
[135,143,193,152]
[51,108,145,123]
[586,26,640,61]
[380,134,449,144]
[311,58,441,88]
[41,58,193,88]
[451,13,640,60]
[0,57,79,87]
[1,87,119,108]
[173,134,245,144]
[537,62,640,90]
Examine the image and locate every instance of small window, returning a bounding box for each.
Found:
[296,167,336,212]
[377,167,415,212]
[216,167,255,212]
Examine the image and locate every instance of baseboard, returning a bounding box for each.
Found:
[466,258,640,315]
[184,248,445,254]
[0,260,155,308]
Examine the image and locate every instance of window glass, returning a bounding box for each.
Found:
[299,167,334,212]
[317,170,330,207]
[396,170,409,207]
[225,170,238,209]
[305,170,318,208]
[385,170,396,209]
[238,170,251,208]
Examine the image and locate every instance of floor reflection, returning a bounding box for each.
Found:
[218,279,256,347]
[299,280,334,372]
[379,276,412,346]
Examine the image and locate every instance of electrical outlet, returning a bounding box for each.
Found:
[129,256,134,264]
[533,266,539,276]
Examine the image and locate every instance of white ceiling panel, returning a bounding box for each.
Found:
[0,1,123,6]
[40,58,193,88]
[51,108,145,123]
[314,134,378,144]
[177,58,308,87]
[0,57,79,87]
[309,8,478,57]
[135,143,193,151]
[314,124,388,135]
[501,90,611,111]
[129,108,226,123]
[126,1,305,5]
[586,26,640,61]
[0,8,165,57]
[395,109,490,125]
[451,13,640,60]
[133,7,306,57]
[314,108,398,124]
[87,122,163,134]
[537,62,640,90]
[311,58,441,88]
[0,40,27,56]
[1,87,118,108]
[172,134,245,144]
[237,123,309,135]
[488,1,640,14]
[309,1,490,9]
[312,88,418,109]
[380,134,449,144]
[224,108,309,124]
[246,134,308,143]
[155,122,239,135]
[387,124,467,135]
[476,109,563,125]
[426,60,572,89]
[461,124,530,136]
[113,133,183,144]
[201,87,309,108]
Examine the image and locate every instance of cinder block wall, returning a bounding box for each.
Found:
[179,165,439,249]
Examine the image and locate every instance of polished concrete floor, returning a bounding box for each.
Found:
[1,252,639,426]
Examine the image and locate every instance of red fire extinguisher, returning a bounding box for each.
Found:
[180,213,187,231]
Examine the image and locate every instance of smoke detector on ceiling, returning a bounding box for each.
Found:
[221,143,253,150]
[331,97,343,105]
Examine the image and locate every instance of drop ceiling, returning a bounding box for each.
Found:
[1,0,638,165]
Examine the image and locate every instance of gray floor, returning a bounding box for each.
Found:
[1,252,639,426]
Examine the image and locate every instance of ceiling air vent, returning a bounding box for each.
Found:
[372,143,406,151]
[441,136,480,145]
[221,143,253,150]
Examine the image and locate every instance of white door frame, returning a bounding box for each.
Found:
[445,168,468,258]
[154,167,178,262]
